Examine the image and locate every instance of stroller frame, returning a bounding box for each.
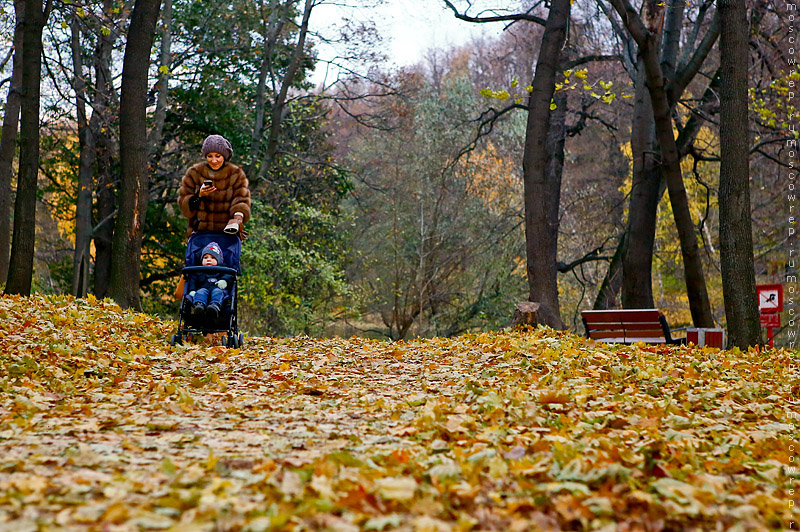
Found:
[170,231,244,348]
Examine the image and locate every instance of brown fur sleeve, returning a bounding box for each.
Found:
[229,168,251,223]
[177,165,202,219]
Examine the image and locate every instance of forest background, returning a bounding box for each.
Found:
[0,0,793,344]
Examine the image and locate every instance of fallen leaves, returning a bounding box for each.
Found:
[0,294,798,530]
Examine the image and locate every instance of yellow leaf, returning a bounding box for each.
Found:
[375,477,417,500]
[160,457,176,477]
[488,456,509,478]
[205,450,218,471]
[310,475,335,499]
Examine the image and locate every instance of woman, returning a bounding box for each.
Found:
[178,134,251,238]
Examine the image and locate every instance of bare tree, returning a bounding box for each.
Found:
[444,0,570,328]
[5,0,51,296]
[70,13,95,297]
[91,0,117,299]
[607,0,715,327]
[248,0,313,183]
[521,0,572,330]
[0,0,23,286]
[718,0,760,347]
[109,0,161,310]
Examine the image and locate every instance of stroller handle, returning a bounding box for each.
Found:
[182,266,239,276]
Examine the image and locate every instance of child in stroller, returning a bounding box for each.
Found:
[171,231,243,347]
[186,242,234,319]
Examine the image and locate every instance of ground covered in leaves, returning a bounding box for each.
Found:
[0,295,798,531]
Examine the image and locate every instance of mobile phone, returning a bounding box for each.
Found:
[203,179,213,188]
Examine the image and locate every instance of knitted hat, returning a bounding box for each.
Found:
[201,242,224,265]
[201,134,233,161]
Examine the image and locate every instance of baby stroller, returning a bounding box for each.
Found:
[171,231,244,348]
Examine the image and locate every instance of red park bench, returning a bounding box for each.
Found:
[581,309,686,345]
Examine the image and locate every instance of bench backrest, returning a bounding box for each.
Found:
[581,309,673,344]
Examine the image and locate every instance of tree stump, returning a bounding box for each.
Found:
[510,301,541,329]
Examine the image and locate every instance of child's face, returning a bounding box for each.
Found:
[202,253,218,266]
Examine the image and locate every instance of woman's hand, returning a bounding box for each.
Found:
[198,184,217,197]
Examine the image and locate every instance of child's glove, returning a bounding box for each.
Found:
[216,280,227,290]
[189,291,196,297]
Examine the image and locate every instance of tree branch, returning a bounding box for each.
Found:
[442,0,547,26]
[562,54,621,70]
[454,103,527,163]
[668,11,720,104]
[597,0,636,74]
[0,46,13,72]
[556,246,612,273]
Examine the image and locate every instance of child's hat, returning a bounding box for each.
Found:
[201,242,223,265]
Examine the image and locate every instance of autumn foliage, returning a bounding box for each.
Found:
[0,295,796,530]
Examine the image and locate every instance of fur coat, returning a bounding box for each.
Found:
[178,162,251,235]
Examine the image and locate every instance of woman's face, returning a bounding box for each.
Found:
[206,152,225,170]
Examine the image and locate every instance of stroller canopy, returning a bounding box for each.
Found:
[185,231,241,274]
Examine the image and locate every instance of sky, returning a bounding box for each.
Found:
[309,0,505,85]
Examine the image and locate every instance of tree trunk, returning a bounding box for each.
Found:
[5,0,45,296]
[718,0,760,347]
[622,61,660,309]
[640,37,715,329]
[542,88,567,318]
[610,0,715,327]
[70,16,96,297]
[92,0,116,298]
[0,0,24,286]
[93,147,115,298]
[621,0,681,310]
[109,0,161,310]
[659,0,685,78]
[594,230,626,309]
[618,2,719,313]
[521,0,571,329]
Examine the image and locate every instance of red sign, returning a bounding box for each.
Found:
[760,313,780,328]
[757,284,783,313]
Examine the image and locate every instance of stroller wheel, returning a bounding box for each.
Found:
[226,334,235,348]
[170,334,182,346]
[238,333,244,348]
